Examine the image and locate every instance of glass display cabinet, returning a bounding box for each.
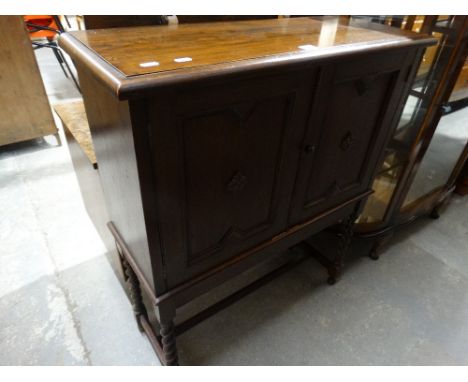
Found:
[353,16,468,258]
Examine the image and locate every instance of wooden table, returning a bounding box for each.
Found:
[59,17,434,365]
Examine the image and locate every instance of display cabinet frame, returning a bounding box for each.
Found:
[355,16,468,258]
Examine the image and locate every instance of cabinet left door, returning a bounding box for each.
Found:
[147,69,317,287]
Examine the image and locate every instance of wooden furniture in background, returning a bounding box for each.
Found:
[59,17,434,365]
[176,15,277,24]
[353,16,468,258]
[83,15,169,30]
[81,15,277,30]
[451,56,468,97]
[0,16,57,147]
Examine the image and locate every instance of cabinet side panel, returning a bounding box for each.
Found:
[77,65,155,290]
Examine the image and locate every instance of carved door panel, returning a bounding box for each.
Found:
[289,51,411,225]
[148,70,317,287]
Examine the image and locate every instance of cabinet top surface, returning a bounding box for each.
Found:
[60,17,434,98]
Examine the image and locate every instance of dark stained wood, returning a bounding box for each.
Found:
[404,16,417,31]
[64,17,432,77]
[152,192,370,308]
[455,156,468,195]
[148,68,318,287]
[380,17,468,230]
[59,17,435,365]
[58,17,435,99]
[176,16,276,24]
[83,15,168,30]
[76,64,164,293]
[121,255,147,331]
[353,17,468,267]
[55,101,128,285]
[173,249,308,337]
[139,315,166,363]
[160,321,178,365]
[289,49,418,225]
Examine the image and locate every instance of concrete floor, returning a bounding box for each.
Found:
[1,41,468,366]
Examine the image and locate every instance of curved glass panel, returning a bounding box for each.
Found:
[356,15,463,227]
[403,61,468,208]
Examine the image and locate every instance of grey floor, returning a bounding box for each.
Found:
[1,43,468,366]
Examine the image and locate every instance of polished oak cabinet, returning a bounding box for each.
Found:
[59,17,434,365]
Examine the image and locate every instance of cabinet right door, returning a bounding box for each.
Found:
[289,49,416,226]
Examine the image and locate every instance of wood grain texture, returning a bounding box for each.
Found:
[148,68,318,286]
[54,101,96,166]
[65,16,436,295]
[66,17,433,77]
[0,16,57,146]
[64,17,436,364]
[58,17,436,99]
[58,100,117,257]
[77,64,159,292]
[289,49,415,225]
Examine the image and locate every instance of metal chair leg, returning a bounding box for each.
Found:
[51,45,69,78]
[57,49,81,93]
[54,132,62,146]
